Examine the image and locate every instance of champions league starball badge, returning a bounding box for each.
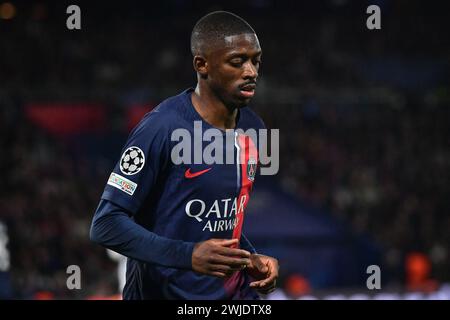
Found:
[120,146,145,175]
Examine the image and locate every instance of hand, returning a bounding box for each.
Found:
[247,254,279,294]
[192,238,251,278]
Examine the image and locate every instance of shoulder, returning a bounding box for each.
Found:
[239,106,266,131]
[131,91,189,136]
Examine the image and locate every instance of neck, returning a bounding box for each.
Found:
[191,83,238,130]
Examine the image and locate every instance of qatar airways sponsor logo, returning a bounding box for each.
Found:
[185,195,247,232]
[171,121,279,176]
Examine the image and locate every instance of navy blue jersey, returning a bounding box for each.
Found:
[91,88,265,299]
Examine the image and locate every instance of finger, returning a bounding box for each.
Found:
[210,264,242,273]
[210,254,251,268]
[250,280,275,289]
[249,279,266,288]
[216,246,251,258]
[249,272,276,288]
[211,255,251,267]
[209,271,227,278]
[256,273,277,288]
[213,238,239,247]
[259,280,276,291]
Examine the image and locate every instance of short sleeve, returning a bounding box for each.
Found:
[101,113,170,214]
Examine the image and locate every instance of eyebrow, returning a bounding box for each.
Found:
[226,51,262,59]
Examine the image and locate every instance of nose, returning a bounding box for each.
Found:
[242,61,258,80]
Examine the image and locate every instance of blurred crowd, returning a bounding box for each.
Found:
[0,105,118,298]
[271,93,450,288]
[0,1,449,298]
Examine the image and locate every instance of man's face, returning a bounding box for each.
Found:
[205,33,262,108]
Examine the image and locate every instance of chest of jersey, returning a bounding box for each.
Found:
[149,131,258,240]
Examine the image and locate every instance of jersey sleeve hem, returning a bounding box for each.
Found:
[101,189,141,214]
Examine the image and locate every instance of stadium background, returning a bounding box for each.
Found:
[0,0,449,299]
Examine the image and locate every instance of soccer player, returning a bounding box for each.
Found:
[90,11,278,300]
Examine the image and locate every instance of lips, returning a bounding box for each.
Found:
[240,83,256,91]
[239,83,256,98]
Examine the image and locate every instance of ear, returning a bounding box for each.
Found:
[193,55,208,79]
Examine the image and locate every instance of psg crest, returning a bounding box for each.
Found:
[247,158,257,181]
[120,146,145,175]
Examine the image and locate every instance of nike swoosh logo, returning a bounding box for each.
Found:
[184,168,211,179]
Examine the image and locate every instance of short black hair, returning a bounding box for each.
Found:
[191,11,256,56]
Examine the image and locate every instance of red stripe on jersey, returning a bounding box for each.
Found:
[232,134,258,242]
